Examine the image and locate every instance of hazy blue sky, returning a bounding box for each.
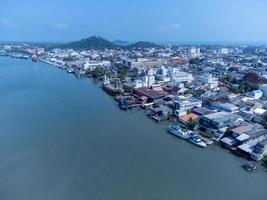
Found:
[1,0,267,43]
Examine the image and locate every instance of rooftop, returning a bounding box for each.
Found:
[203,111,242,123]
[180,113,200,123]
[192,107,214,115]
[232,125,253,135]
[134,86,169,100]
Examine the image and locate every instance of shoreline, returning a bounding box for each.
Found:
[1,55,266,172]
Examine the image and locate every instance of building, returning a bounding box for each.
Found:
[134,86,169,102]
[198,74,219,89]
[148,105,173,121]
[206,101,239,113]
[132,79,144,88]
[200,111,244,131]
[143,75,155,87]
[158,66,168,76]
[83,61,111,71]
[123,58,166,68]
[236,129,267,159]
[250,139,267,161]
[215,103,239,113]
[220,123,265,149]
[220,48,229,54]
[189,47,201,58]
[192,107,214,116]
[171,68,194,84]
[248,90,263,100]
[180,113,200,126]
[260,84,267,99]
[174,97,202,117]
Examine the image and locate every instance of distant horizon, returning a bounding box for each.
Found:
[0,37,267,47]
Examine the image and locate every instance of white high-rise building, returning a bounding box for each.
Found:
[160,66,168,76]
[171,68,193,83]
[198,74,219,89]
[189,47,201,58]
[260,84,267,99]
[220,48,229,54]
[143,75,155,87]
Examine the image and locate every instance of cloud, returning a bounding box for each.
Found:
[0,18,14,27]
[172,23,181,29]
[156,23,181,31]
[53,22,68,29]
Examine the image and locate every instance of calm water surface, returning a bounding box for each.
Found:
[0,57,266,200]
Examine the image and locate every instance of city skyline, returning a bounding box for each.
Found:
[1,0,267,44]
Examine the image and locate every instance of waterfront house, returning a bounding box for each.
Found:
[148,104,173,122]
[192,107,214,116]
[179,113,200,129]
[207,102,239,113]
[162,85,182,95]
[236,130,267,159]
[173,97,202,117]
[134,86,169,102]
[200,111,244,135]
[250,139,267,161]
[220,123,264,148]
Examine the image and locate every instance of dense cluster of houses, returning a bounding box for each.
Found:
[1,43,267,163]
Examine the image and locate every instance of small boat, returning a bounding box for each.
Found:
[243,162,257,171]
[67,69,74,73]
[201,137,214,145]
[189,134,207,147]
[151,114,161,122]
[168,124,189,139]
[119,99,131,110]
[31,55,39,62]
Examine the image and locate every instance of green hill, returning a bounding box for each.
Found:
[52,36,161,50]
[60,36,121,50]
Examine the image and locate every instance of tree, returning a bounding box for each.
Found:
[118,67,128,80]
[200,131,213,139]
[223,127,232,138]
[188,117,199,130]
[91,66,106,78]
[239,82,259,93]
[263,155,267,166]
[189,58,203,65]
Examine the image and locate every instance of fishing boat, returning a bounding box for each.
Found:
[31,55,39,62]
[243,162,257,171]
[168,124,189,139]
[189,133,207,147]
[67,68,74,73]
[102,76,124,96]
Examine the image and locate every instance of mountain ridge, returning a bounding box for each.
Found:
[57,36,161,50]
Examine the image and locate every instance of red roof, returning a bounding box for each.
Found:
[134,87,169,100]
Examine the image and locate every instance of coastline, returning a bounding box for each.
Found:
[2,55,266,171]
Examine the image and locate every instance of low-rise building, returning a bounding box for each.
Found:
[192,107,214,116]
[134,85,169,102]
[171,68,194,84]
[251,139,267,161]
[200,111,244,132]
[173,97,202,117]
[179,113,200,126]
[198,74,219,90]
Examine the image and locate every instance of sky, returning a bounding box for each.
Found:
[0,0,267,44]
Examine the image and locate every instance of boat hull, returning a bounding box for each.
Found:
[168,126,189,140]
[102,84,124,96]
[189,139,207,147]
